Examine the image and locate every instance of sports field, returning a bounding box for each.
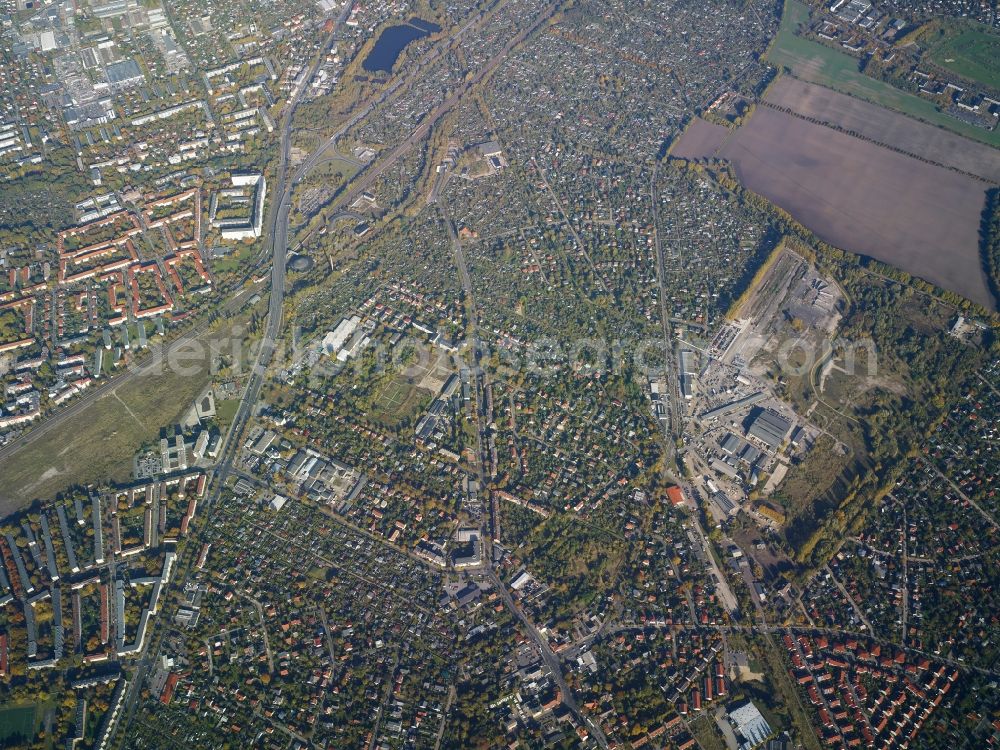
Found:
[0,704,37,745]
[365,348,452,427]
[766,0,1000,148]
[926,26,1000,90]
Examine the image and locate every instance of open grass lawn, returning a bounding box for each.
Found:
[212,243,256,275]
[767,0,1000,148]
[0,319,256,512]
[215,397,240,427]
[302,156,360,189]
[0,365,212,511]
[926,25,1000,90]
[0,704,38,746]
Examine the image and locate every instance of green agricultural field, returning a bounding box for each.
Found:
[767,0,1000,148]
[0,704,38,746]
[926,25,1000,90]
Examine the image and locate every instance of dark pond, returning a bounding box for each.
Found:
[362,17,442,74]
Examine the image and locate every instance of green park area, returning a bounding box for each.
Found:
[301,155,360,189]
[925,24,1000,90]
[0,365,212,512]
[0,313,260,513]
[0,310,24,344]
[767,0,1000,148]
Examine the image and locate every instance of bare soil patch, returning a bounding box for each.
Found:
[764,77,1000,183]
[672,105,995,309]
[669,118,730,160]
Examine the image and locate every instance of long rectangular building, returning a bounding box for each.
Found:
[746,409,793,451]
[4,533,33,595]
[699,391,765,422]
[92,496,105,565]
